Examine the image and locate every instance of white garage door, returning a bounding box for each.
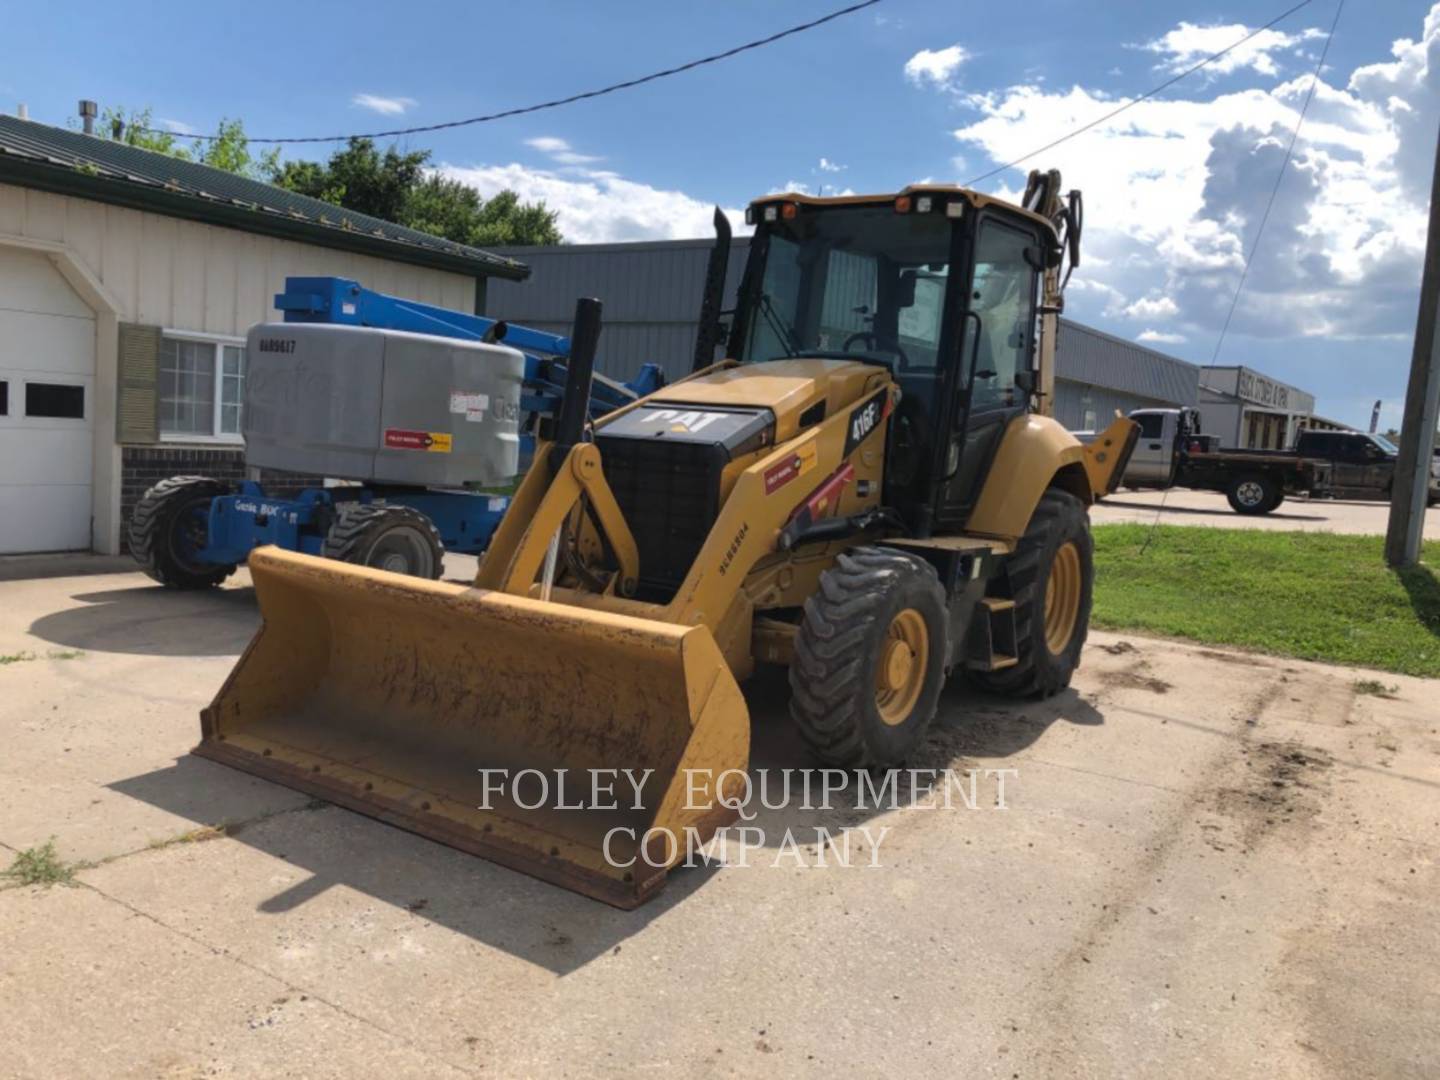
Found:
[0,247,96,554]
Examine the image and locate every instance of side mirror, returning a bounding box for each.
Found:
[1014,369,1036,396]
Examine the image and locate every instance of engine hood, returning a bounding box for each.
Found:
[645,358,887,442]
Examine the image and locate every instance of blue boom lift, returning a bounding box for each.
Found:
[128,277,663,588]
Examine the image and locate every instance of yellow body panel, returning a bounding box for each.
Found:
[1082,414,1141,498]
[647,358,884,442]
[965,414,1090,541]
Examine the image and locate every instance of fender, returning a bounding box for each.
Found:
[965,414,1090,542]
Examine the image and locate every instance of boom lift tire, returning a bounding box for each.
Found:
[322,504,445,579]
[969,489,1093,699]
[128,476,238,590]
[789,547,948,767]
[1226,474,1278,515]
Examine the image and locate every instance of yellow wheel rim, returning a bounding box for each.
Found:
[875,608,929,726]
[1044,541,1082,655]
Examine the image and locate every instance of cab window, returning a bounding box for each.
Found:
[960,220,1038,411]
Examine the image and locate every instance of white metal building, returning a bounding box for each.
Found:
[1198,365,1319,450]
[0,114,526,555]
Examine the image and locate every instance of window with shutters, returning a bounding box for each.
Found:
[159,333,246,442]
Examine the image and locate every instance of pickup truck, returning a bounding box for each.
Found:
[1107,408,1332,514]
[1290,429,1440,505]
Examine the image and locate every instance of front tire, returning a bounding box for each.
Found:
[789,547,948,767]
[1227,474,1278,514]
[128,476,237,590]
[322,504,444,579]
[969,490,1093,698]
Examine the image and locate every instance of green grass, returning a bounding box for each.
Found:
[1091,525,1440,678]
[1,840,81,888]
[0,651,35,666]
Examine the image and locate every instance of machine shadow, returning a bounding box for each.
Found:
[106,665,1097,976]
[108,753,722,977]
[27,583,259,657]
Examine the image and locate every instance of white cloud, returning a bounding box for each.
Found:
[352,93,416,116]
[1137,329,1187,344]
[1143,22,1325,79]
[905,45,972,89]
[1126,295,1179,319]
[944,5,1439,349]
[525,135,602,166]
[158,118,195,135]
[818,157,846,173]
[439,162,745,244]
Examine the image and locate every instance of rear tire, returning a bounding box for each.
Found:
[322,504,444,579]
[968,490,1093,698]
[1226,474,1278,515]
[128,476,237,590]
[789,547,948,767]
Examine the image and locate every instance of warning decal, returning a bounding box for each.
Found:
[384,428,453,453]
[763,440,818,494]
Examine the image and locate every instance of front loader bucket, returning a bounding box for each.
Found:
[197,547,749,908]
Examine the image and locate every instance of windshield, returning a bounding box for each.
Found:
[1371,434,1399,454]
[743,207,953,369]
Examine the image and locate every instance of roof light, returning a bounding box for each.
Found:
[781,202,798,220]
[916,195,933,213]
[763,205,778,223]
[894,195,912,213]
[945,201,965,219]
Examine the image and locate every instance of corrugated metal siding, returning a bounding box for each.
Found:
[1053,383,1179,431]
[486,239,1205,410]
[488,239,746,383]
[1055,319,1199,407]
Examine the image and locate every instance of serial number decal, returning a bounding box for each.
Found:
[384,428,453,453]
[718,522,749,576]
[256,338,296,354]
[842,388,891,459]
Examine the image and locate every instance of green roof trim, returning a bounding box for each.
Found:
[0,115,529,281]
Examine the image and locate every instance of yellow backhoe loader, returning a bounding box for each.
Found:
[198,170,1138,908]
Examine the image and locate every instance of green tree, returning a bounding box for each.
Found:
[271,138,561,246]
[93,107,279,180]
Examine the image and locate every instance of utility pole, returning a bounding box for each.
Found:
[1385,123,1440,567]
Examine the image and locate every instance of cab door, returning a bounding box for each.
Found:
[934,214,1040,530]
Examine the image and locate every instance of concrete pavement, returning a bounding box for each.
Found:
[1092,489,1440,537]
[1,565,1437,1078]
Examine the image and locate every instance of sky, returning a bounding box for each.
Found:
[3,0,1438,429]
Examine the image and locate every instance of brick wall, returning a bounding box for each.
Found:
[119,446,321,553]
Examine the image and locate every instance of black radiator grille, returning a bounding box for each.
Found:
[597,435,724,602]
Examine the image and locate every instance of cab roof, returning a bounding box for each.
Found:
[749,183,1055,235]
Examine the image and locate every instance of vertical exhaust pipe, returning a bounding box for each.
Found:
[551,297,602,455]
[78,99,97,135]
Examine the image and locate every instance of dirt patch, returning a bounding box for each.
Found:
[1094,662,1172,695]
[1213,740,1333,850]
[1196,649,1271,668]
[1098,641,1138,656]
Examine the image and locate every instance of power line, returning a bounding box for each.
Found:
[1210,0,1344,364]
[965,0,1317,187]
[1137,0,1344,558]
[141,0,881,145]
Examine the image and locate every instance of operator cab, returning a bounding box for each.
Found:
[719,187,1063,535]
